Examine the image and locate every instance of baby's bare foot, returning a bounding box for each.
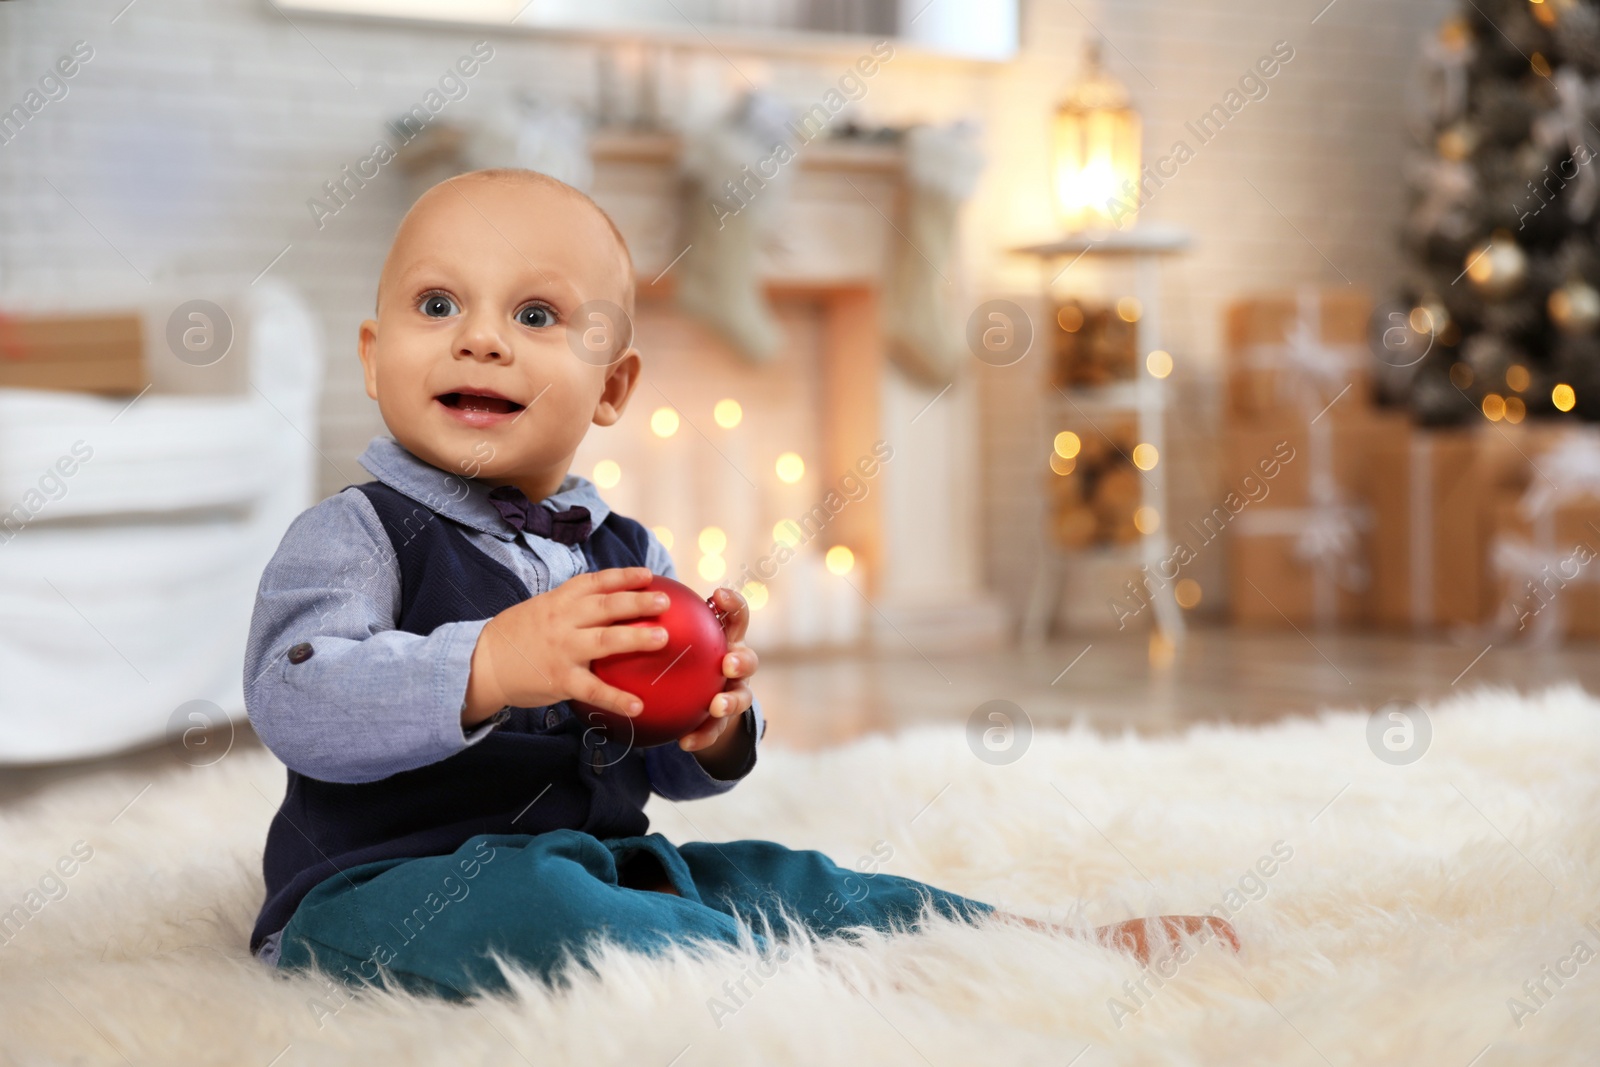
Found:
[1094,916,1239,965]
[1001,912,1239,965]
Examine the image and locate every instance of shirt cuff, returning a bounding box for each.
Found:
[463,704,511,742]
[440,617,508,750]
[459,627,512,743]
[644,697,764,800]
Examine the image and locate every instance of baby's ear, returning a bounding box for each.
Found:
[357,319,381,401]
[592,349,641,426]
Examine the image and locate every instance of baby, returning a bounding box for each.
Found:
[245,168,1236,1000]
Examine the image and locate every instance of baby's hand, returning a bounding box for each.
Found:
[462,566,670,723]
[677,586,760,757]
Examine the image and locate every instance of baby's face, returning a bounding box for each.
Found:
[358,175,637,492]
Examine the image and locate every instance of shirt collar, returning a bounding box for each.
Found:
[356,435,611,543]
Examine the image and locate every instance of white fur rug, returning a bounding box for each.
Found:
[2,686,1597,1066]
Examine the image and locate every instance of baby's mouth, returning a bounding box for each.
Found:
[436,391,525,415]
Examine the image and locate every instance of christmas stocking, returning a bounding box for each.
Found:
[884,121,986,386]
[465,92,593,190]
[677,91,795,364]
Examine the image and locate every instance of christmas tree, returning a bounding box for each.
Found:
[1390,0,1600,425]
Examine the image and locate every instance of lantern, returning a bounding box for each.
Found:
[1051,44,1142,232]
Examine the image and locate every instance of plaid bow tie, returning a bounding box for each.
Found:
[486,485,593,545]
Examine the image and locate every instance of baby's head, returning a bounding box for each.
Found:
[357,168,639,496]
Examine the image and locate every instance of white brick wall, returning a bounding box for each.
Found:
[0,0,1451,625]
[966,0,1454,626]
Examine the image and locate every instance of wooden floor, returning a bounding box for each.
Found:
[759,624,1600,749]
[2,625,1595,805]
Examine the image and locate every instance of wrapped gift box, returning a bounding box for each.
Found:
[1365,427,1488,628]
[1225,288,1372,421]
[0,311,146,394]
[1484,431,1600,641]
[1224,409,1408,627]
[1488,496,1600,639]
[1473,419,1580,498]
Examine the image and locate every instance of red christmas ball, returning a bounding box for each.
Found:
[570,576,728,748]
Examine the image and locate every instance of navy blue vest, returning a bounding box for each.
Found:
[250,481,656,953]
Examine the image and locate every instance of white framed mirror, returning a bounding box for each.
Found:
[275,0,1020,62]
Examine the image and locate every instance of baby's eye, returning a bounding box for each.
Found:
[515,304,556,329]
[419,292,459,318]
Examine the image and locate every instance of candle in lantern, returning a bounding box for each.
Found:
[646,405,693,576]
[1052,43,1142,232]
[823,545,863,645]
[739,576,776,648]
[717,401,758,606]
[764,449,810,646]
[787,549,826,648]
[697,525,728,584]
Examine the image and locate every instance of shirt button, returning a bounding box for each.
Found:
[544,707,562,730]
[286,642,314,664]
[590,747,606,776]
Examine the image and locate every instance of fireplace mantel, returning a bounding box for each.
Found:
[590,129,906,288]
[586,128,1006,654]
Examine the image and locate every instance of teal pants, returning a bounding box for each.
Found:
[275,829,995,1000]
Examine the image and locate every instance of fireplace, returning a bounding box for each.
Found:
[582,130,1003,653]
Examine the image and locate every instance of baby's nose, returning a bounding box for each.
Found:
[455,327,507,360]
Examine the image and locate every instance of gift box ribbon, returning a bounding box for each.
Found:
[1239,288,1366,413]
[1515,433,1600,522]
[1490,536,1600,644]
[1233,417,1372,626]
[1489,430,1600,644]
